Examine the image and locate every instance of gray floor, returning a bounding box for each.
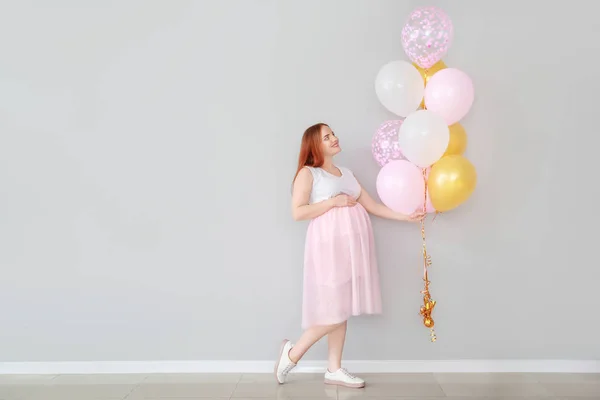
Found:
[0,373,598,399]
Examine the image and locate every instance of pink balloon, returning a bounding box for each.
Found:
[372,120,405,167]
[425,193,436,214]
[424,68,474,125]
[401,7,454,69]
[376,160,424,215]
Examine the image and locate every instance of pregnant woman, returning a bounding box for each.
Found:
[275,123,423,388]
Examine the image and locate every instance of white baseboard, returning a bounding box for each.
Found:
[0,360,599,375]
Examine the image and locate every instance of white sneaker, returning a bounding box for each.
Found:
[274,339,296,384]
[324,368,365,388]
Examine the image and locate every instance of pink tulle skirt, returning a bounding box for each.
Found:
[302,203,382,329]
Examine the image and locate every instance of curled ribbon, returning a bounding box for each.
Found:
[420,161,437,342]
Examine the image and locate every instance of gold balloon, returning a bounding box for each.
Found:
[413,60,447,84]
[443,123,467,156]
[424,318,434,328]
[428,155,477,212]
[414,60,447,108]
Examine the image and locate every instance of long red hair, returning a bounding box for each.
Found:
[293,123,328,183]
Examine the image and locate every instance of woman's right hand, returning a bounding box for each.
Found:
[330,194,357,208]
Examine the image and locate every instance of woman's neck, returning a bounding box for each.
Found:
[321,157,334,170]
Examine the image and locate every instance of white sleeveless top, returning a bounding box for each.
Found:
[305,166,362,204]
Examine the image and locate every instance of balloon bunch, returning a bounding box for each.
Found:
[372,6,477,341]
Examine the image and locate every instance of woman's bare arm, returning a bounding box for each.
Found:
[357,183,424,222]
[292,168,334,221]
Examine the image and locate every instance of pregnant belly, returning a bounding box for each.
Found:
[305,204,375,286]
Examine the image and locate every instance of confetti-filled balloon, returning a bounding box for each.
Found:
[371,120,405,167]
[401,6,454,69]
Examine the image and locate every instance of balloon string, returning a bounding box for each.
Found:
[423,69,428,110]
[421,167,437,342]
[422,69,442,224]
[421,168,430,287]
[418,69,437,342]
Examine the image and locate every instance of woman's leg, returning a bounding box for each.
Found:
[323,321,364,388]
[326,321,347,371]
[288,321,345,363]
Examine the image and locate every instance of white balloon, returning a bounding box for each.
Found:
[375,61,424,117]
[398,110,449,168]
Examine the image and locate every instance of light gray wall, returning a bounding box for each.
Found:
[1,0,598,362]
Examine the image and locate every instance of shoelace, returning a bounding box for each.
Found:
[282,363,295,374]
[339,368,358,380]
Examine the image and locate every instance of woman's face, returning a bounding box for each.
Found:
[320,125,341,157]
